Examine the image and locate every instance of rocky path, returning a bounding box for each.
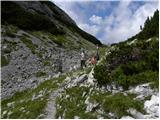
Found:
[44,77,69,119]
[43,49,159,119]
[44,53,107,119]
[44,88,63,119]
[44,71,83,118]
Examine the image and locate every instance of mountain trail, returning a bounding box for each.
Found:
[44,65,95,118]
[44,88,63,119]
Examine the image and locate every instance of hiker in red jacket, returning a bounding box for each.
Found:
[91,56,97,65]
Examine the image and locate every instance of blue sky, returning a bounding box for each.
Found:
[51,0,159,44]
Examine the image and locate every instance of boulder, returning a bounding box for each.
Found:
[144,95,159,117]
[128,83,154,97]
[127,108,144,119]
[77,74,88,84]
[121,116,134,119]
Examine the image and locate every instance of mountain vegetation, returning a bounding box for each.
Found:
[1,1,159,119]
[1,1,102,45]
[94,10,159,90]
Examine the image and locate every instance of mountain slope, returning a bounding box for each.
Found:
[94,10,159,89]
[1,1,101,99]
[1,1,102,45]
[1,2,159,119]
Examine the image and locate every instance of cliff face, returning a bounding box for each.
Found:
[1,1,101,99]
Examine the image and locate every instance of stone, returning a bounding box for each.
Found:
[7,102,14,108]
[108,112,115,118]
[144,94,159,117]
[77,74,88,84]
[127,108,144,119]
[8,111,13,116]
[74,116,80,119]
[121,116,134,119]
[128,83,154,97]
[1,1,100,101]
[135,94,145,100]
[20,107,25,111]
[2,111,7,115]
[88,68,94,78]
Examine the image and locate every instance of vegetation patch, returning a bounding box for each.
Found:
[1,75,67,119]
[43,61,50,66]
[4,29,16,38]
[89,92,144,118]
[101,93,145,118]
[55,86,97,119]
[35,71,47,78]
[20,36,38,54]
[94,36,159,90]
[1,55,9,67]
[2,1,65,35]
[48,33,66,47]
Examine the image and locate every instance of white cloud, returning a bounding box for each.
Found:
[100,1,159,44]
[78,23,100,36]
[52,0,159,44]
[53,1,100,36]
[89,15,102,24]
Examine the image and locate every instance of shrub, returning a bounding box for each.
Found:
[121,61,147,75]
[146,49,159,71]
[111,66,129,90]
[112,67,158,89]
[93,65,111,86]
[102,93,144,118]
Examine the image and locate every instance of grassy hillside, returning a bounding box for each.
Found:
[94,10,159,90]
[1,1,102,45]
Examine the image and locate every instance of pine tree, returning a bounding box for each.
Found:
[138,10,159,40]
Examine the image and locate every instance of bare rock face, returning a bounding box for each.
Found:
[1,29,82,99]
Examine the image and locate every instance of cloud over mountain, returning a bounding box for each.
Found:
[53,0,159,44]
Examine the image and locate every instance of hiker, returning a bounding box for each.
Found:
[80,50,86,68]
[96,44,100,61]
[91,56,97,65]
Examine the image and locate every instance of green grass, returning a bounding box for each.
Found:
[31,31,48,43]
[43,61,50,66]
[1,55,9,67]
[55,85,144,119]
[99,47,107,57]
[112,66,159,89]
[55,86,98,119]
[20,36,38,54]
[94,37,158,89]
[150,79,159,89]
[84,67,92,74]
[31,31,66,47]
[1,75,67,119]
[89,91,144,118]
[102,93,145,118]
[48,33,66,46]
[35,71,47,77]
